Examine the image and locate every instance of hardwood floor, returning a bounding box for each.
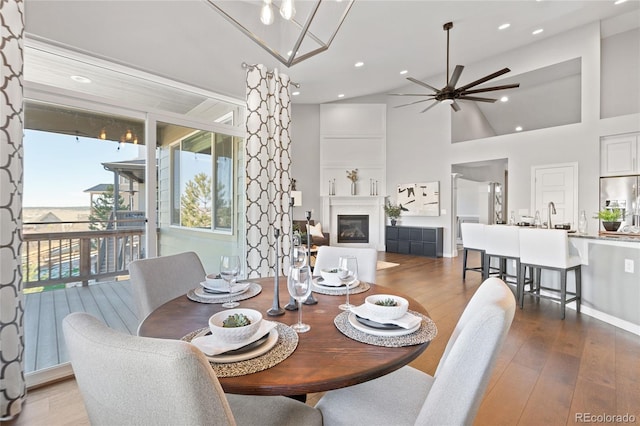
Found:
[6,253,639,426]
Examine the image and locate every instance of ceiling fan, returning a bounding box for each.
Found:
[393,22,520,113]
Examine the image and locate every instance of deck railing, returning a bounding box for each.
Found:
[22,218,145,289]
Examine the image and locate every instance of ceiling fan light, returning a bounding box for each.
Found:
[441,99,454,105]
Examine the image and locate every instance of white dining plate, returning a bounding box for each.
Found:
[199,281,250,293]
[194,328,279,363]
[194,285,249,299]
[347,312,420,337]
[313,276,359,290]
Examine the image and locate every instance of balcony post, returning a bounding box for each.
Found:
[80,237,91,286]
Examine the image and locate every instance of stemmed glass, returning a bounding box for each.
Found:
[338,256,358,311]
[220,255,241,308]
[287,264,312,332]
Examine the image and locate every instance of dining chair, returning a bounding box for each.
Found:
[63,312,322,426]
[315,277,516,426]
[518,228,582,319]
[313,246,378,283]
[129,251,205,330]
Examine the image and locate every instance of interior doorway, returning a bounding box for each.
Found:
[531,162,578,228]
[450,158,509,256]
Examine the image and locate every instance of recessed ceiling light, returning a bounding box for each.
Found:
[337,94,345,98]
[70,75,91,83]
[532,28,544,35]
[500,96,509,102]
[292,91,300,96]
[614,0,627,4]
[515,126,523,132]
[400,70,408,75]
[498,23,511,30]
[354,61,364,68]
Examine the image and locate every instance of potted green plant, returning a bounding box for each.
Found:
[594,208,623,232]
[384,202,402,226]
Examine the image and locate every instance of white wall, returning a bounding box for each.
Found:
[291,21,640,257]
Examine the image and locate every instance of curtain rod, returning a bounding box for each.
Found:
[242,62,300,88]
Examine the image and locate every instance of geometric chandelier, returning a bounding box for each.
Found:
[204,0,355,67]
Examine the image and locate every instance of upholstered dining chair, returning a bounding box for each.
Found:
[129,251,205,330]
[313,246,378,283]
[63,312,322,426]
[460,222,486,280]
[315,277,516,426]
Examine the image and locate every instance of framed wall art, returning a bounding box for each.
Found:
[396,182,440,216]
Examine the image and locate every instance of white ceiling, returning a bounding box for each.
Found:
[24,0,640,105]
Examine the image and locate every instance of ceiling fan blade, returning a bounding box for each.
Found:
[456,67,511,92]
[458,96,497,103]
[459,84,520,95]
[420,101,440,113]
[451,101,461,112]
[407,77,439,93]
[389,93,434,97]
[447,65,464,89]
[394,99,433,108]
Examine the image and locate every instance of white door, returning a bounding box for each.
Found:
[532,163,578,228]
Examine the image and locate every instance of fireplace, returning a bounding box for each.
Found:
[337,215,369,243]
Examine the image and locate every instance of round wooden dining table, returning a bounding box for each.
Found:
[138,277,432,396]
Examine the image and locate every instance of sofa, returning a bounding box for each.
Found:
[292,220,330,246]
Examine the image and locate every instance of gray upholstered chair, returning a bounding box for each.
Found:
[315,277,516,426]
[63,312,322,426]
[313,246,378,283]
[129,251,206,329]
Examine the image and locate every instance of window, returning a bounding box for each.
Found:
[171,130,236,232]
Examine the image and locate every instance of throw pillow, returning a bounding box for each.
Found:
[307,222,324,238]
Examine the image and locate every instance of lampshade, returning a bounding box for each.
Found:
[291,190,303,206]
[205,0,355,67]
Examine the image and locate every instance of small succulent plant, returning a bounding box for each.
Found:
[375,298,398,307]
[222,313,251,328]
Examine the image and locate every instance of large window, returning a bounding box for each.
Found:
[171,130,237,232]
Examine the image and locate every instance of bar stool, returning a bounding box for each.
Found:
[483,225,530,302]
[518,228,582,319]
[460,223,487,280]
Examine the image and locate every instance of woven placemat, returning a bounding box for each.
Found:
[187,283,262,304]
[334,310,437,348]
[312,280,371,296]
[182,322,297,377]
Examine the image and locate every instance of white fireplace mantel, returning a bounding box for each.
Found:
[321,196,386,250]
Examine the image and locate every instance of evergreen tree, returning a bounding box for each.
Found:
[89,185,128,230]
[180,172,212,228]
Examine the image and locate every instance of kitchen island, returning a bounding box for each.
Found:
[568,233,640,335]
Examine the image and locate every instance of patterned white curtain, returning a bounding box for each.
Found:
[245,64,292,278]
[0,0,25,420]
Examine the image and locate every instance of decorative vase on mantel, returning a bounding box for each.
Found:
[350,181,356,196]
[390,218,397,226]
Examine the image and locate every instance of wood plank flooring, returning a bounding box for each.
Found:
[6,252,640,426]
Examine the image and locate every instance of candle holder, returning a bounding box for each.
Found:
[267,228,285,316]
[303,210,318,305]
[285,198,298,311]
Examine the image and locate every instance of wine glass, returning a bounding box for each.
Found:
[338,255,358,311]
[287,265,312,332]
[219,255,241,308]
[291,245,307,268]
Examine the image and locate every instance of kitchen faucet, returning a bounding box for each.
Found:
[547,202,556,229]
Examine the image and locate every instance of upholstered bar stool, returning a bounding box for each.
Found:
[483,225,528,301]
[461,223,493,280]
[518,228,582,319]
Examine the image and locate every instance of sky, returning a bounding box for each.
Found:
[23,129,141,207]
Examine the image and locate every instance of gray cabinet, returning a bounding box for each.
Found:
[385,226,443,258]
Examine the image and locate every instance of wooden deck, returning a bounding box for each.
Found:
[24,280,139,373]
